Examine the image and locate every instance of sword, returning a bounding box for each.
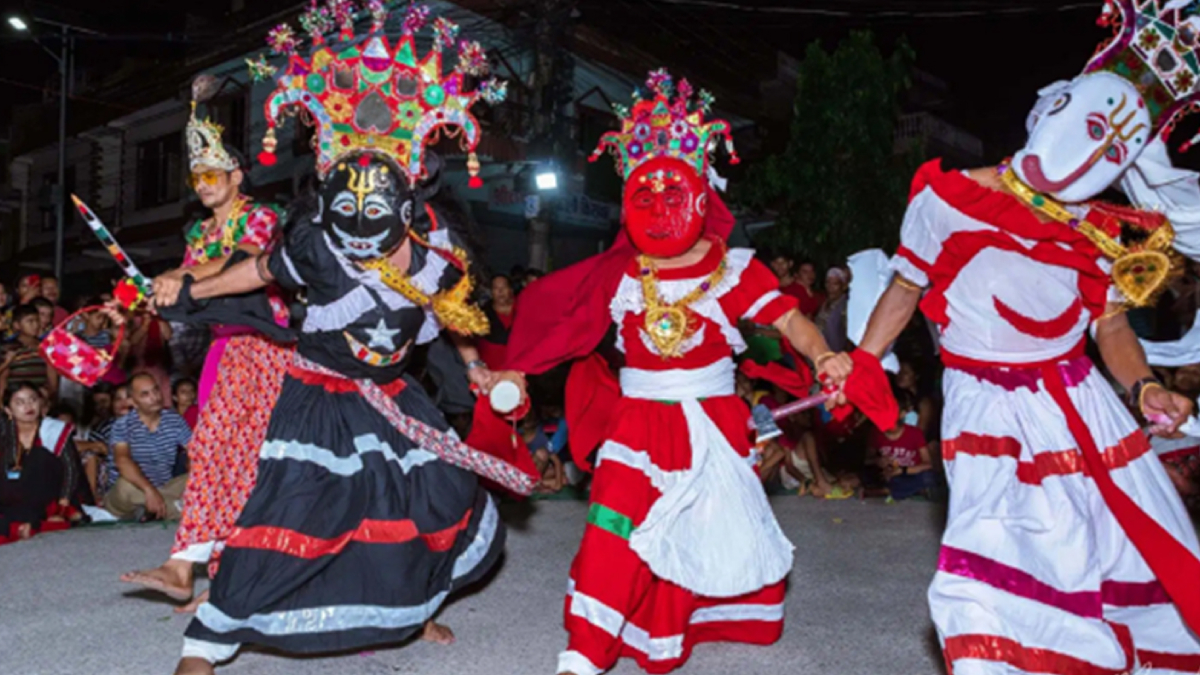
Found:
[71,194,153,308]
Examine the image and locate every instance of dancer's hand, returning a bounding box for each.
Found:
[1143,386,1194,437]
[152,275,183,308]
[817,352,854,406]
[466,363,497,394]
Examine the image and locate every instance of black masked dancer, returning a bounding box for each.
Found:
[155,3,535,673]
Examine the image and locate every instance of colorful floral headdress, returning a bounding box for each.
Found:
[590,69,737,181]
[187,77,238,173]
[1085,0,1200,148]
[250,0,506,186]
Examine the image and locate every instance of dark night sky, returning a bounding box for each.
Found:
[0,0,1189,165]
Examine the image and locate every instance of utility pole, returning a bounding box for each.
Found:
[54,25,71,280]
[526,0,576,272]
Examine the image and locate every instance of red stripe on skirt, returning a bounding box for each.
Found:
[942,431,1151,485]
[944,631,1133,675]
[1135,649,1200,672]
[229,509,472,558]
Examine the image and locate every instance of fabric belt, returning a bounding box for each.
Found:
[620,358,736,401]
[292,353,535,496]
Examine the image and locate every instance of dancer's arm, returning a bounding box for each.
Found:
[1095,305,1193,432]
[859,279,922,358]
[152,254,269,308]
[774,309,853,388]
[450,333,500,394]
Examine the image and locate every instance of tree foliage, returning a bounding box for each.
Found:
[737,31,921,268]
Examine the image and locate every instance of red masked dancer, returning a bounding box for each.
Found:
[859,2,1200,672]
[485,70,853,675]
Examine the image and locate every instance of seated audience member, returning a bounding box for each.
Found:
[172,378,199,429]
[79,300,119,350]
[0,305,58,400]
[521,413,564,493]
[868,389,936,501]
[92,383,133,501]
[105,374,191,521]
[1150,433,1199,515]
[76,384,115,501]
[0,384,85,541]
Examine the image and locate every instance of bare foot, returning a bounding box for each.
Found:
[810,481,832,499]
[421,620,455,645]
[175,589,210,614]
[16,523,32,539]
[173,657,215,675]
[120,559,194,601]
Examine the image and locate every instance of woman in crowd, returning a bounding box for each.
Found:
[816,266,850,353]
[0,383,84,541]
[476,274,516,370]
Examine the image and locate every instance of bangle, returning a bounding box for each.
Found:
[255,254,272,284]
[814,352,835,368]
[894,276,924,291]
[466,359,487,371]
[1129,378,1164,411]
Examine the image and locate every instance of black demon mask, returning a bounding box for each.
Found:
[320,154,414,260]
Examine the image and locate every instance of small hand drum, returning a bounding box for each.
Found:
[490,380,522,414]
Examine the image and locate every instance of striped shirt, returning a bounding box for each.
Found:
[7,346,48,390]
[110,409,191,487]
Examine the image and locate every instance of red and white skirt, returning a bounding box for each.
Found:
[933,353,1200,674]
[560,359,792,675]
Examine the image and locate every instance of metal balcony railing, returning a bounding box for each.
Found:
[895,112,983,159]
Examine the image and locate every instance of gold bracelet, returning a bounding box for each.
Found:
[814,352,835,368]
[894,276,924,291]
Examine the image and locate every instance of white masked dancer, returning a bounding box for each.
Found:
[860,1,1200,671]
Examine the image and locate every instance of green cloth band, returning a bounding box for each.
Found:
[587,503,634,540]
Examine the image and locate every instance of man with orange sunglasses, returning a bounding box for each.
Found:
[119,80,293,610]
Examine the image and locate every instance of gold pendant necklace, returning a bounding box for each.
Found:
[999,167,1179,308]
[639,244,727,359]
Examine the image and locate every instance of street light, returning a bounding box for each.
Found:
[5,16,97,280]
[535,169,559,191]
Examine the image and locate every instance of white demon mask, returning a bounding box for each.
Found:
[1012,72,1152,203]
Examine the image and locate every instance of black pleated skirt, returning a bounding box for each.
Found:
[184,372,505,654]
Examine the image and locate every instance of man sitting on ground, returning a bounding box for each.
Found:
[105,373,191,521]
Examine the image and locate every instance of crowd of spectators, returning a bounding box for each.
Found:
[2,244,1199,543]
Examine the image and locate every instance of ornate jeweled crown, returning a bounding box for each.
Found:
[1085,0,1200,145]
[590,69,737,181]
[187,77,238,173]
[250,0,506,185]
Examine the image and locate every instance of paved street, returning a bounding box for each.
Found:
[0,498,946,675]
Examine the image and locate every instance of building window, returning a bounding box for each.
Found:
[136,132,183,209]
[209,93,248,158]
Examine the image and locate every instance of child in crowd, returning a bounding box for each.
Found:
[521,412,565,493]
[0,305,58,401]
[172,378,199,429]
[30,297,55,338]
[91,383,133,502]
[867,389,936,501]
